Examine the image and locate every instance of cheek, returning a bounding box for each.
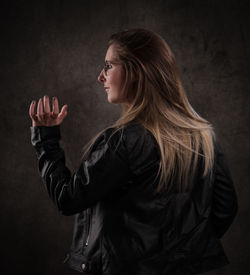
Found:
[114,71,124,87]
[110,75,123,89]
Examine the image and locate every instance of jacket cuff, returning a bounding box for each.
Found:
[30,125,61,147]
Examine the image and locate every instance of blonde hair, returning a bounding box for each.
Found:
[81,28,215,194]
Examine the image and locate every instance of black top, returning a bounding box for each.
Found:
[30,122,238,275]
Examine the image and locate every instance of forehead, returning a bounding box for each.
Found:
[105,44,118,63]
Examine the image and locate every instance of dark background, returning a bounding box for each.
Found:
[0,0,249,274]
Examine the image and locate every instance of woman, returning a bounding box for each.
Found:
[29,28,238,275]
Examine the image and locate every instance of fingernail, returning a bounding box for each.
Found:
[32,100,35,104]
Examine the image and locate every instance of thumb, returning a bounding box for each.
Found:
[58,105,68,121]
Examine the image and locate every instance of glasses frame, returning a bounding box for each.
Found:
[103,61,121,76]
[103,63,112,76]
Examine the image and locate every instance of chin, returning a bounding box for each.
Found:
[108,99,119,104]
[107,97,114,103]
[107,95,117,104]
[107,94,124,104]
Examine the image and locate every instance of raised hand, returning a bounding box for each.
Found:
[29,95,68,127]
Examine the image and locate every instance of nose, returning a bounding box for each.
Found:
[98,69,105,83]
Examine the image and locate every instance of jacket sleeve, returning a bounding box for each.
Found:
[30,125,130,216]
[211,139,238,239]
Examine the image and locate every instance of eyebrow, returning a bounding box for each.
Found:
[105,59,120,64]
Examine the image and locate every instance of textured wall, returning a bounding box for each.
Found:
[0,0,249,274]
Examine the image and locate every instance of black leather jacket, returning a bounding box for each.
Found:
[30,122,238,275]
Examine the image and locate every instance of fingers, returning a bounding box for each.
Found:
[29,100,39,122]
[29,95,68,126]
[43,95,51,114]
[52,97,59,118]
[29,100,35,119]
[58,104,68,122]
[37,98,44,122]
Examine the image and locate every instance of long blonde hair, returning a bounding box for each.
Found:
[81,28,215,194]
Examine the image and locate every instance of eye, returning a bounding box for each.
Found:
[104,63,112,74]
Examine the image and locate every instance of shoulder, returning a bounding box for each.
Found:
[91,123,160,182]
[123,122,160,167]
[105,121,158,151]
[94,122,160,177]
[123,122,157,150]
[101,121,147,144]
[100,121,159,155]
[122,122,160,176]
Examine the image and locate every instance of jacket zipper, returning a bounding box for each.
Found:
[85,208,92,246]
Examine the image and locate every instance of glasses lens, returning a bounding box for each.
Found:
[104,64,107,76]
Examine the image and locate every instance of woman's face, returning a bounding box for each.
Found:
[98,44,127,104]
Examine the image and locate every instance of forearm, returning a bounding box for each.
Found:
[30,125,85,215]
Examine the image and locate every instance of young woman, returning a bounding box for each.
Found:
[29,28,238,275]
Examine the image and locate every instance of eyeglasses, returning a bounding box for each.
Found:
[103,63,112,76]
[102,61,120,76]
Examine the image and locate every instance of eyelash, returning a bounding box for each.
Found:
[104,64,112,74]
